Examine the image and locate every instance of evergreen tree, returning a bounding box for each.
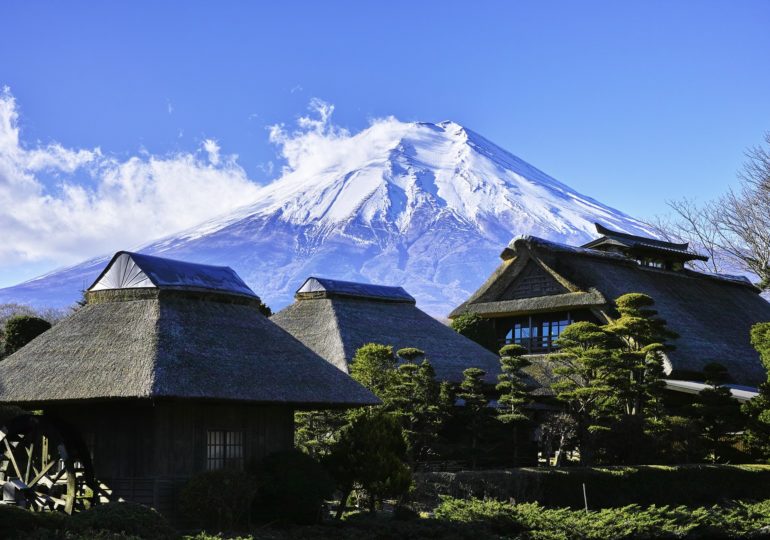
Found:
[549,321,615,465]
[496,344,532,423]
[450,312,497,352]
[3,315,52,357]
[603,293,677,420]
[496,344,532,465]
[294,409,347,458]
[388,348,452,462]
[458,367,489,468]
[690,363,743,463]
[742,323,770,460]
[349,343,398,401]
[324,410,412,518]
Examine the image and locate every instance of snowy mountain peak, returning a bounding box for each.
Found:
[0,119,652,315]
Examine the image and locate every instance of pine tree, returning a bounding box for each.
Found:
[742,323,770,460]
[496,344,532,423]
[389,350,450,462]
[549,321,615,465]
[496,344,533,465]
[690,363,743,463]
[324,410,412,518]
[294,409,347,458]
[458,367,489,469]
[349,343,398,401]
[603,293,677,419]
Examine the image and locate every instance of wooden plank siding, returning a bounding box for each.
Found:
[50,400,294,518]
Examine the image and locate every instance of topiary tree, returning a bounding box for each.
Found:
[349,343,398,400]
[496,344,532,465]
[324,410,412,518]
[450,312,497,352]
[458,367,489,469]
[604,293,677,420]
[295,409,348,458]
[496,344,532,424]
[3,315,51,356]
[549,321,615,465]
[388,357,451,462]
[396,347,425,362]
[689,363,743,463]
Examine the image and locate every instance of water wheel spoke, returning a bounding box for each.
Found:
[3,438,23,479]
[27,459,56,489]
[24,441,35,484]
[0,415,100,514]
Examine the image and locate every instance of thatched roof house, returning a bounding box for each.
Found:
[272,277,501,383]
[450,225,770,387]
[0,252,377,515]
[0,251,377,407]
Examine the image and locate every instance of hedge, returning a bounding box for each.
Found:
[411,465,770,510]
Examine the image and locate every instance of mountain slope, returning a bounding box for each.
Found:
[0,120,653,316]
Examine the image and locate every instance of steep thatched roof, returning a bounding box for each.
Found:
[272,278,501,384]
[452,236,770,387]
[0,255,378,408]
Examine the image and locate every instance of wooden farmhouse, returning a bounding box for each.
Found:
[272,277,501,383]
[0,252,377,516]
[450,224,770,389]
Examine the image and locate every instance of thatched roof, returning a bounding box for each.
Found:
[272,278,501,384]
[0,254,378,408]
[452,235,770,387]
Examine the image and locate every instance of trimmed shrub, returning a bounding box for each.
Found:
[412,465,770,511]
[252,449,335,525]
[3,315,51,355]
[66,501,175,539]
[178,470,257,531]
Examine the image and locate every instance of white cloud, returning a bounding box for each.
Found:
[0,88,262,275]
[202,138,221,165]
[267,98,404,178]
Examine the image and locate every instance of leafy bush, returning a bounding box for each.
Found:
[434,496,770,539]
[252,450,335,525]
[3,315,51,355]
[412,465,770,511]
[67,501,176,539]
[179,470,257,531]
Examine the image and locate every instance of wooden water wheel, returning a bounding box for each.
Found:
[0,414,99,513]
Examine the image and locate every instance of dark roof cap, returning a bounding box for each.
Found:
[88,251,257,298]
[296,277,415,303]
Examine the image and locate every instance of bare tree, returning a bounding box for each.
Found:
[651,132,770,288]
[647,200,725,274]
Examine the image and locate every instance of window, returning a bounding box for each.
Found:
[206,430,244,471]
[504,314,571,352]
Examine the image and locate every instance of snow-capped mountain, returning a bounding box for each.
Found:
[0,120,653,316]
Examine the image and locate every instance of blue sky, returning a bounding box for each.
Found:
[1,0,769,286]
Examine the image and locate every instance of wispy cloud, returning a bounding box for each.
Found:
[0,87,262,274]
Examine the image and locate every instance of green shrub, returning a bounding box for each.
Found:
[433,496,770,539]
[3,315,51,355]
[0,505,41,537]
[178,470,257,531]
[252,449,335,525]
[412,465,770,511]
[67,502,176,539]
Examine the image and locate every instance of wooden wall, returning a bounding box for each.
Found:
[51,399,294,517]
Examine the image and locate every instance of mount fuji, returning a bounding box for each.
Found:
[0,119,653,316]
